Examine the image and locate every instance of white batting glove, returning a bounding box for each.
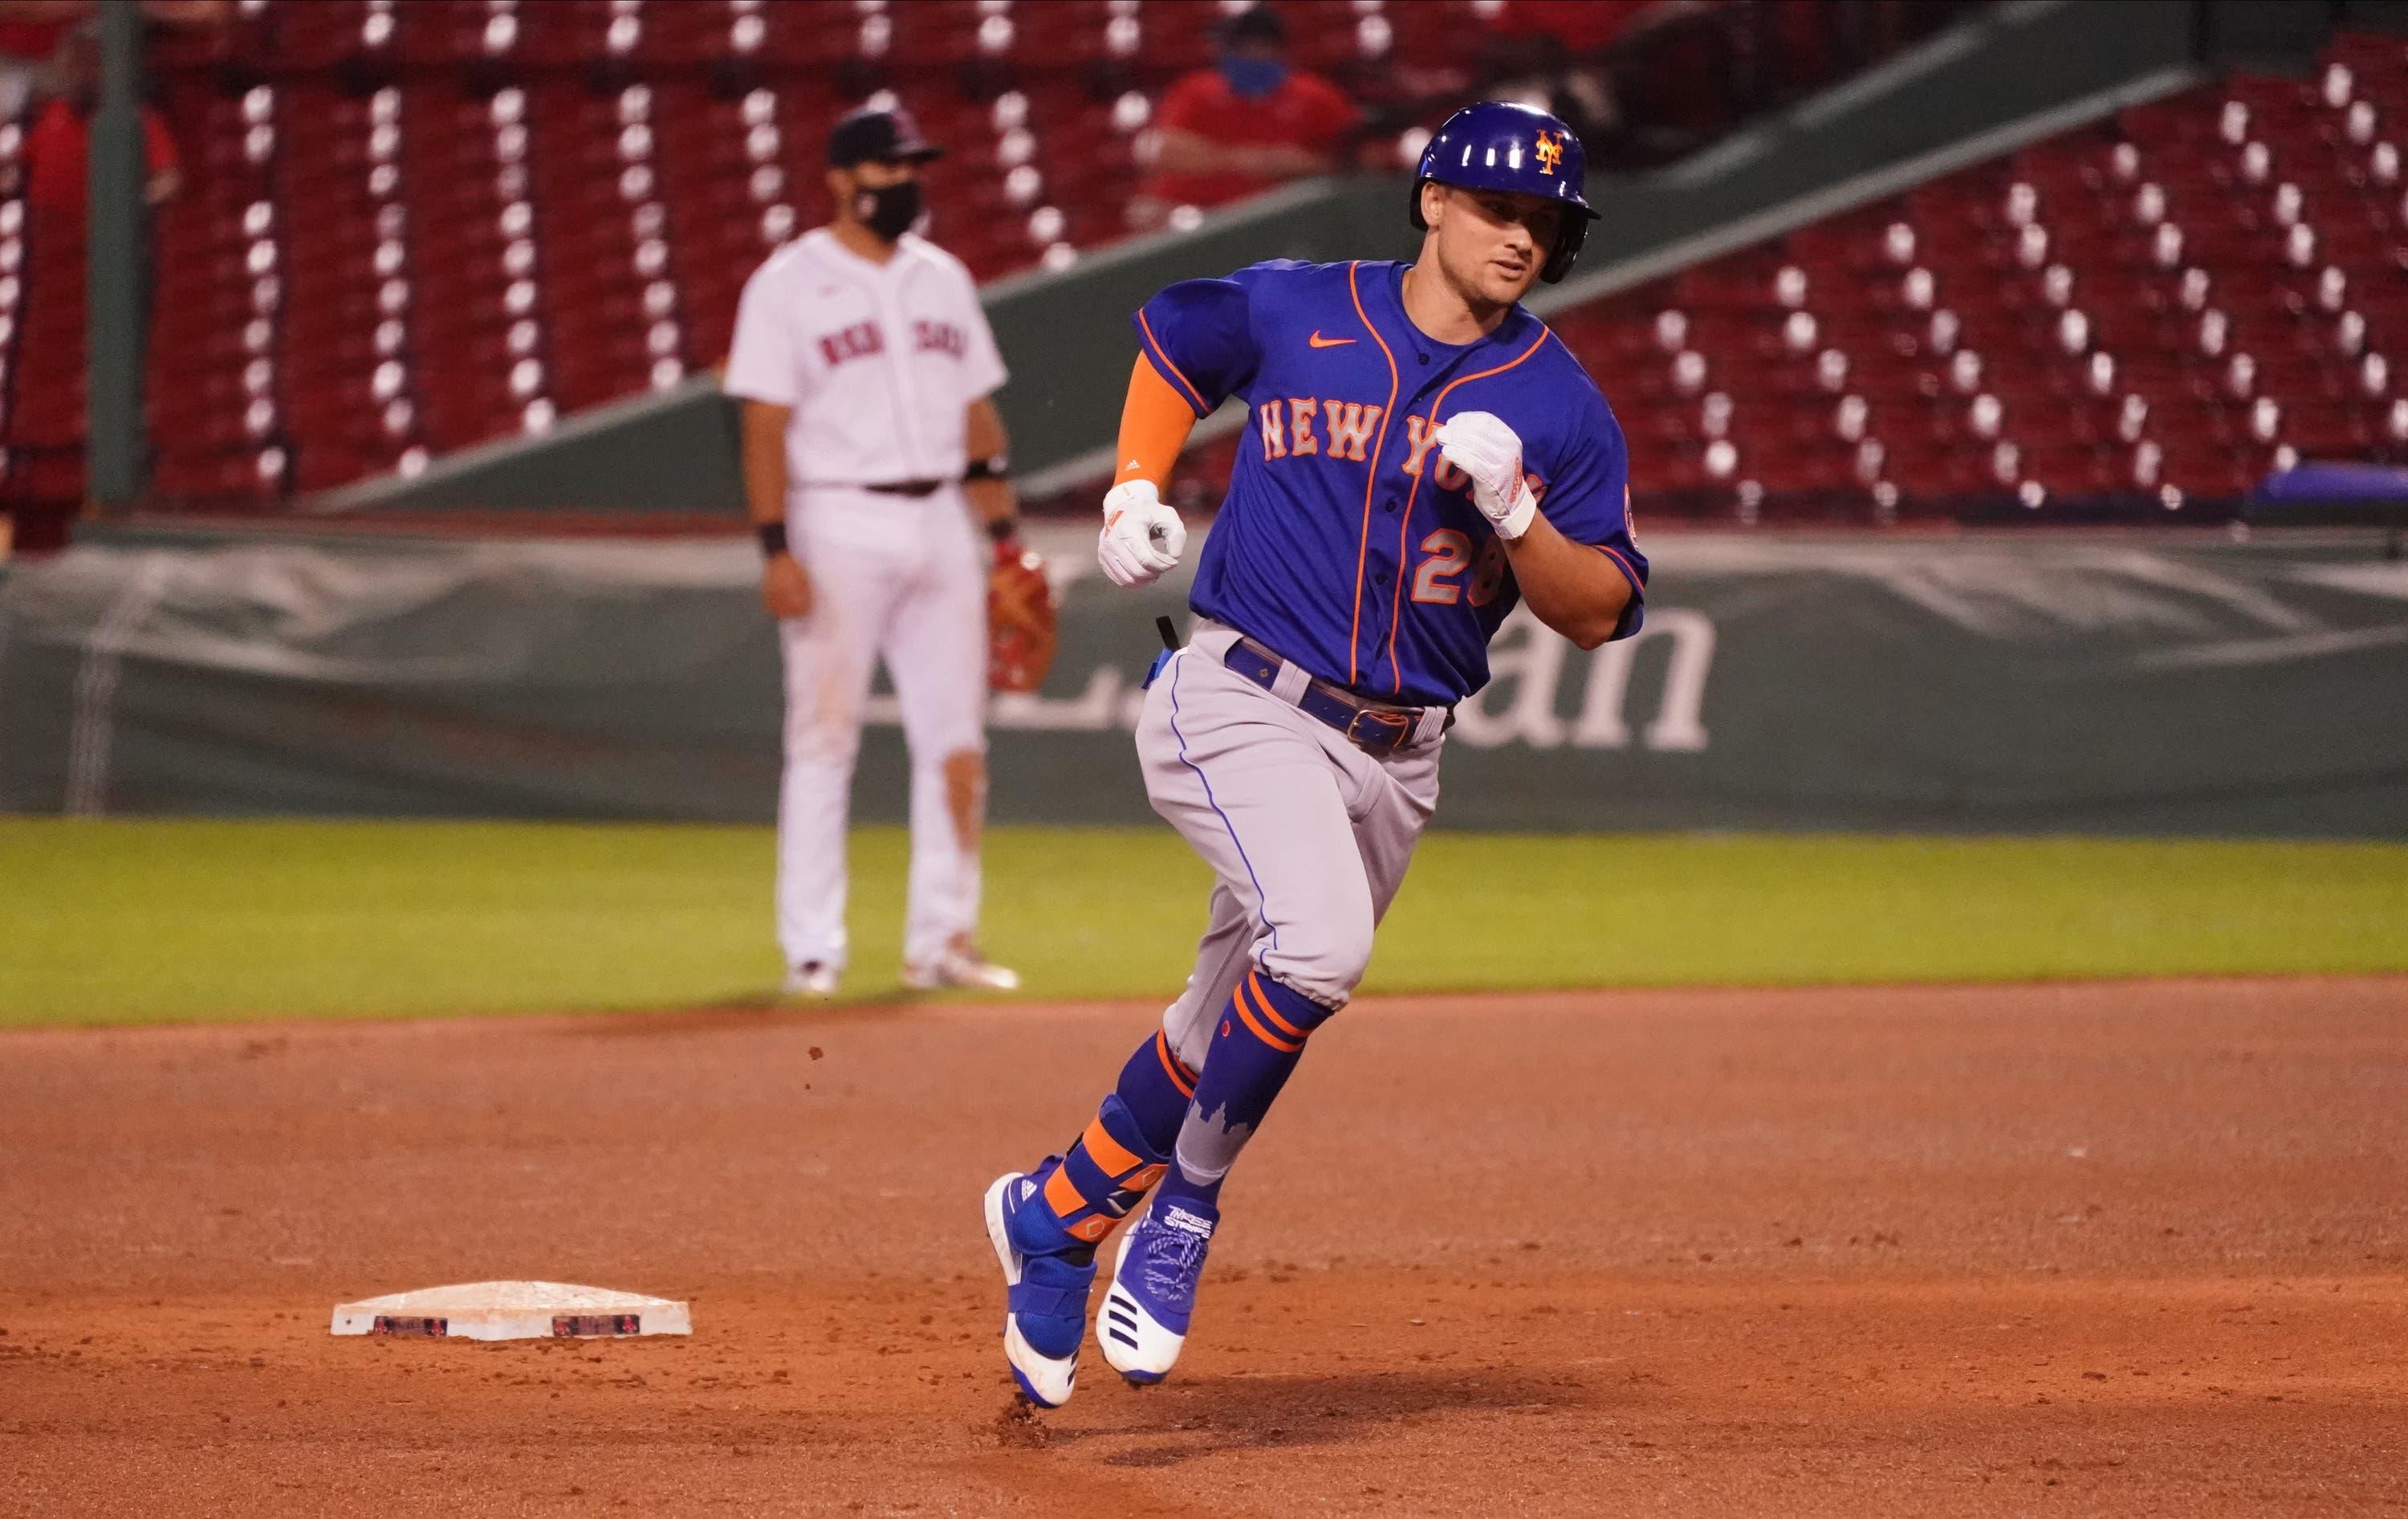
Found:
[1436,410,1540,540]
[1096,479,1187,588]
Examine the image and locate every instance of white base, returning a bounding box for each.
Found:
[330,1281,691,1341]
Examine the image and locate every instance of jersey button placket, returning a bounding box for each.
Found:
[880,268,925,477]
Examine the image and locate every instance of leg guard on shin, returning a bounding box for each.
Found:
[1042,1093,1173,1245]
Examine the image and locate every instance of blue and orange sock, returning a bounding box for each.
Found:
[1037,1032,1197,1247]
[1116,1028,1198,1153]
[1156,970,1334,1212]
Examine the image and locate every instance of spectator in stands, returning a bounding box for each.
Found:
[22,21,180,218]
[1481,0,1660,149]
[1498,0,1670,56]
[1130,3,1361,231]
[1487,0,1746,170]
[0,2,222,130]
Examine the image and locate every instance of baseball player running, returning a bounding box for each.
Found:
[983,102,1649,1406]
[725,104,1040,997]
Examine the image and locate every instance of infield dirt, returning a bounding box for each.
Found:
[3,979,2403,1516]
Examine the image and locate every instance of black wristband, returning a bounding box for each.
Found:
[757,521,789,556]
[964,454,1010,483]
[986,516,1020,545]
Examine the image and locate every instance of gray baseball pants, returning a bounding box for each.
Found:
[1136,620,1444,1071]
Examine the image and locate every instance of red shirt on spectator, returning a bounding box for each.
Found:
[24,96,177,216]
[1143,64,1360,211]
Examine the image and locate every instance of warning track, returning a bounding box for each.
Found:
[2,979,2403,1516]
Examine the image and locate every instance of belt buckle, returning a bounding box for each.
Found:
[1343,706,1412,754]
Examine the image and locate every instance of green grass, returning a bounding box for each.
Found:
[2,818,2404,1028]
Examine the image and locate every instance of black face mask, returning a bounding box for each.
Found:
[853,179,922,243]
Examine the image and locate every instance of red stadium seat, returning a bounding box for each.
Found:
[85,8,2408,512]
[1537,41,2408,517]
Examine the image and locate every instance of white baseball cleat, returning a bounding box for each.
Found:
[984,1171,1093,1408]
[903,944,1020,992]
[1098,1196,1216,1384]
[783,961,839,997]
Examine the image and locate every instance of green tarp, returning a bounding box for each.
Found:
[4,528,2405,837]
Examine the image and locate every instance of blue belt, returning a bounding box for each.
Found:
[1221,637,1444,757]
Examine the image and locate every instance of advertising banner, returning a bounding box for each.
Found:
[5,528,2404,837]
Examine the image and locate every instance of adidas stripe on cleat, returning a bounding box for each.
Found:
[1099,1197,1217,1385]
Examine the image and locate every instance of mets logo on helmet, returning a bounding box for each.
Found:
[1533,130,1564,176]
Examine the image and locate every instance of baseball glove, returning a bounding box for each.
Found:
[988,539,1058,694]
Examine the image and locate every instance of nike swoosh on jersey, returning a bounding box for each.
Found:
[1307,332,1356,348]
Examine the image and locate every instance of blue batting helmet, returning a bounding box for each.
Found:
[1409,100,1598,283]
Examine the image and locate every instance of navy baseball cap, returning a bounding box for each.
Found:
[827,105,944,168]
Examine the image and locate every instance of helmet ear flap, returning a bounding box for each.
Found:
[1541,214,1589,283]
[1407,177,1432,232]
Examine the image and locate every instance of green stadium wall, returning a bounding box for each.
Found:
[6,526,2406,837]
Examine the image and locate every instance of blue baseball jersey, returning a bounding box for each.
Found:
[1135,258,1645,707]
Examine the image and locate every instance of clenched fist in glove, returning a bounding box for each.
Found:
[1435,410,1540,541]
[1096,479,1188,588]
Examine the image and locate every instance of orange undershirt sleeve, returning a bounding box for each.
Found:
[1115,354,1200,487]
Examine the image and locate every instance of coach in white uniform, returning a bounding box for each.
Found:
[725,105,1023,996]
